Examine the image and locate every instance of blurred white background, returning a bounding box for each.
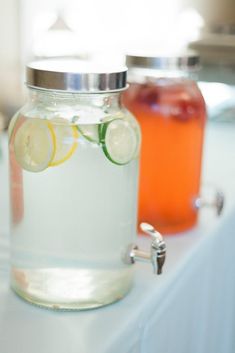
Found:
[0,0,235,119]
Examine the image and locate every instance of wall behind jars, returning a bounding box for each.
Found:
[181,0,235,27]
[0,0,235,121]
[0,0,22,120]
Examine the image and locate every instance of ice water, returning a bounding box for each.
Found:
[9,116,139,309]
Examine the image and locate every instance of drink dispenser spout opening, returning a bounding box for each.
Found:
[124,223,166,274]
[195,189,224,216]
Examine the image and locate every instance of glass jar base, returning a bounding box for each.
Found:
[11,285,129,311]
[11,267,133,310]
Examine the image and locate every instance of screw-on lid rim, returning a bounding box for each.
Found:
[26,59,127,93]
[126,51,200,71]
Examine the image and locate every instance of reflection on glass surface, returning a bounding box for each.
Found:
[199,81,235,122]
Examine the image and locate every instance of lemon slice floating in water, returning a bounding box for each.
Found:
[8,114,19,142]
[14,118,56,172]
[14,117,79,172]
[49,117,79,167]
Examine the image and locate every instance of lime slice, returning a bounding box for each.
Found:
[49,117,79,167]
[14,118,56,172]
[77,124,99,143]
[100,119,138,165]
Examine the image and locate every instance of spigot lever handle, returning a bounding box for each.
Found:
[140,222,163,242]
[140,223,166,275]
[123,223,166,275]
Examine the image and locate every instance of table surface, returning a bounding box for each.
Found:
[0,121,235,353]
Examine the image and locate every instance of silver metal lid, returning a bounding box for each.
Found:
[126,51,200,71]
[26,59,127,93]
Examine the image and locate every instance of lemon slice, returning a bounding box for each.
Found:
[9,114,26,144]
[8,114,19,142]
[49,117,78,167]
[14,118,56,172]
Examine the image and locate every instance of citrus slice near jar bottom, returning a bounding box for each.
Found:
[49,118,79,167]
[100,119,138,165]
[14,118,56,172]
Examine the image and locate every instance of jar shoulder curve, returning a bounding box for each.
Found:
[120,105,141,130]
[12,93,130,124]
[119,106,142,151]
[124,79,207,124]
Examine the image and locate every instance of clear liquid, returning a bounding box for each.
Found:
[10,117,138,309]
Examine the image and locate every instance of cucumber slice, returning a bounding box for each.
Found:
[77,124,99,143]
[124,114,141,159]
[100,119,138,165]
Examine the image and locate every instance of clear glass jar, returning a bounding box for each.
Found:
[9,60,141,310]
[123,53,207,234]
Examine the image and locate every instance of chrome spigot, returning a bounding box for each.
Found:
[141,223,166,274]
[124,223,166,274]
[195,190,224,216]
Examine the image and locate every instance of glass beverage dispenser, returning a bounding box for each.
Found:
[9,60,166,310]
[123,53,207,234]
